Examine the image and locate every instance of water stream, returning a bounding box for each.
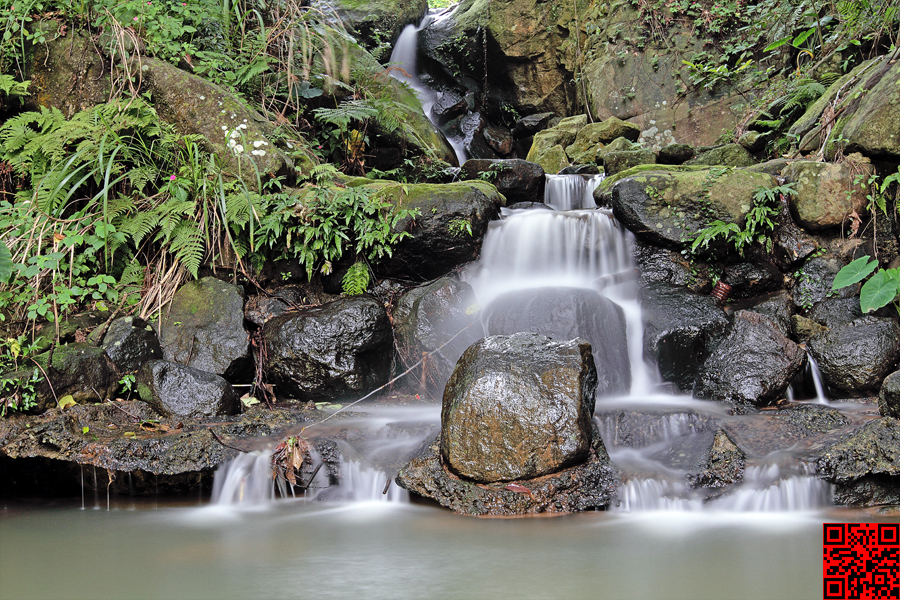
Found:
[1,173,880,600]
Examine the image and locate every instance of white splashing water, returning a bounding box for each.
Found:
[807,351,829,404]
[543,174,605,210]
[211,451,276,506]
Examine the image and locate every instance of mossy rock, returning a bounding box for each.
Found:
[534,145,571,174]
[609,167,776,249]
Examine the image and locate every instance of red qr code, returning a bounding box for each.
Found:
[823,523,899,599]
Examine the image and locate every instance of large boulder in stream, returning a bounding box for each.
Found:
[808,317,900,395]
[483,287,631,397]
[159,277,252,382]
[641,283,729,392]
[136,360,240,418]
[393,275,482,396]
[610,167,775,251]
[441,333,598,483]
[262,295,392,402]
[693,311,805,409]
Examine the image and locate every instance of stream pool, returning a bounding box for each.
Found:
[1,498,889,600]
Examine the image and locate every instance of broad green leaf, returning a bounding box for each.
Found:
[58,395,76,409]
[792,28,816,48]
[860,269,900,313]
[764,36,792,52]
[831,256,878,291]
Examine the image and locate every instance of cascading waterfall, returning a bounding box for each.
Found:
[389,17,467,164]
[543,174,604,210]
[210,168,833,513]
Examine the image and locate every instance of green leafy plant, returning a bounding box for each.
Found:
[832,256,900,315]
[449,218,473,238]
[690,183,794,256]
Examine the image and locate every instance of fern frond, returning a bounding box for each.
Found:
[168,221,206,279]
[341,260,370,295]
[312,99,379,129]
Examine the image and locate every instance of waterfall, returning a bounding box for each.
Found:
[543,174,604,210]
[389,20,467,164]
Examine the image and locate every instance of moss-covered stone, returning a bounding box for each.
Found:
[782,157,874,231]
[609,167,775,249]
[526,128,576,163]
[685,143,756,167]
[534,144,570,174]
[311,0,428,60]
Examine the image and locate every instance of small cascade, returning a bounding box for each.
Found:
[806,352,829,404]
[543,174,604,210]
[389,19,467,164]
[211,451,275,506]
[339,461,409,503]
[468,209,635,307]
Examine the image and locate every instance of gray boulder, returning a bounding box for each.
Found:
[159,277,251,382]
[685,144,756,167]
[782,159,875,231]
[641,283,730,392]
[136,360,239,418]
[441,333,597,483]
[693,311,805,408]
[808,317,900,394]
[483,287,631,397]
[263,295,392,402]
[101,316,163,373]
[28,343,119,411]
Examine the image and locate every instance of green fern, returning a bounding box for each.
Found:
[342,261,370,295]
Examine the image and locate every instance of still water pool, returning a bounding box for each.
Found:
[2,498,882,600]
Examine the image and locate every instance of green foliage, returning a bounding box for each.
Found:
[689,183,793,257]
[341,261,370,295]
[0,335,42,416]
[449,218,473,238]
[832,256,900,315]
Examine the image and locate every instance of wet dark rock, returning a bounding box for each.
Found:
[688,429,746,490]
[815,418,900,506]
[37,312,105,351]
[880,370,900,418]
[808,317,900,394]
[28,343,119,412]
[432,90,467,125]
[733,291,793,336]
[159,277,251,382]
[633,243,712,292]
[137,360,239,418]
[694,311,805,408]
[656,143,694,164]
[100,316,163,374]
[377,181,503,281]
[808,297,864,329]
[460,112,498,159]
[483,126,514,156]
[722,262,782,299]
[641,283,730,392]
[793,257,851,310]
[393,275,482,395]
[397,432,619,515]
[459,158,545,204]
[440,333,597,483]
[515,112,555,135]
[483,287,631,397]
[244,286,306,327]
[262,296,392,402]
[772,220,820,268]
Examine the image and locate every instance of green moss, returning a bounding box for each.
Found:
[598,164,707,193]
